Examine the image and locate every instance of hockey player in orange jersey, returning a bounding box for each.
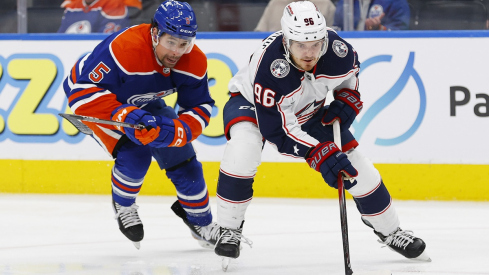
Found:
[63,0,220,249]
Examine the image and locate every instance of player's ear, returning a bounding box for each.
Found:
[151,27,160,48]
[151,28,158,43]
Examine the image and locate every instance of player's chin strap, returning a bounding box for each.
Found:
[282,37,302,71]
[283,52,302,71]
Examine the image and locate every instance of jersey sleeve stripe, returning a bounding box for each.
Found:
[70,60,79,84]
[68,86,104,104]
[71,91,120,117]
[179,113,205,140]
[70,90,111,112]
[316,67,359,80]
[192,106,211,124]
[199,103,213,116]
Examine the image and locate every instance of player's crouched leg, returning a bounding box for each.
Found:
[214,121,260,259]
[111,141,153,249]
[164,155,220,248]
[346,149,430,261]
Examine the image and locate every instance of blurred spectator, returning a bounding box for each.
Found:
[58,0,142,33]
[254,0,336,31]
[333,0,410,31]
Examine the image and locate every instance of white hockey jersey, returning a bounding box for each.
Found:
[228,30,360,158]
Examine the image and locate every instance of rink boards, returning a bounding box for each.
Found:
[1,160,488,201]
[0,31,488,200]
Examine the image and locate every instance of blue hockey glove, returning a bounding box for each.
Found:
[305,141,358,189]
[146,115,192,148]
[322,88,363,131]
[111,104,159,145]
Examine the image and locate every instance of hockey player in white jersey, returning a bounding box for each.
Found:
[214,0,430,269]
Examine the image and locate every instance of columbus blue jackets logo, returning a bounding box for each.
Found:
[332,40,348,58]
[270,59,290,78]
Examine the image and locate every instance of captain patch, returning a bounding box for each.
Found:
[332,40,348,58]
[270,59,290,78]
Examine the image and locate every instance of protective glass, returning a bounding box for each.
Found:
[159,34,195,54]
[289,39,326,59]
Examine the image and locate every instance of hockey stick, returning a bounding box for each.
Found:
[58,113,144,135]
[333,120,354,275]
[333,121,392,275]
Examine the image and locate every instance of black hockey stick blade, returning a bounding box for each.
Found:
[338,176,353,275]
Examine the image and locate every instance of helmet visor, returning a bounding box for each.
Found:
[159,33,195,54]
[289,39,326,59]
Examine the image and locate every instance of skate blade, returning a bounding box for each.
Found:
[353,270,392,275]
[221,257,231,272]
[133,241,140,250]
[412,250,431,262]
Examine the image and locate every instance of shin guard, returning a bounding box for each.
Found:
[216,171,254,229]
[166,157,212,226]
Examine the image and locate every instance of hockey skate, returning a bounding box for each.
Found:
[214,222,253,272]
[363,218,431,261]
[112,199,144,249]
[171,200,220,248]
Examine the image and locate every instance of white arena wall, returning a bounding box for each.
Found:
[0,31,488,200]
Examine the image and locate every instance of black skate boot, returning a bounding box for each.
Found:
[112,199,144,249]
[171,200,220,248]
[214,221,253,271]
[362,218,430,261]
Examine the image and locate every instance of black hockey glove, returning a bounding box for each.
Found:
[305,141,358,189]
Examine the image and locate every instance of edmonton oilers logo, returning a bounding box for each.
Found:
[127,88,177,105]
[352,52,426,146]
[270,59,290,78]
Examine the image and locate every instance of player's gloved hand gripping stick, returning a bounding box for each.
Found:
[59,113,144,136]
[111,104,192,148]
[60,110,192,149]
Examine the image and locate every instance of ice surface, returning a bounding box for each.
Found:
[0,194,487,275]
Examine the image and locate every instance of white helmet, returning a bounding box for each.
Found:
[281,1,328,58]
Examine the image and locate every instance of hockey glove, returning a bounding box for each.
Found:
[305,141,358,189]
[147,115,192,148]
[321,88,363,131]
[111,104,160,146]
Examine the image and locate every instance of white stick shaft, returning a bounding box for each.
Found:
[333,120,342,151]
